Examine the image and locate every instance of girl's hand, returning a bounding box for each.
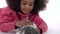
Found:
[15,17,33,28]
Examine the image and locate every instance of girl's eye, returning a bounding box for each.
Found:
[22,2,26,5]
[30,4,33,6]
[30,3,34,6]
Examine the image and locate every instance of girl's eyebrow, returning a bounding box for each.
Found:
[30,2,34,4]
[21,0,27,3]
[29,1,34,3]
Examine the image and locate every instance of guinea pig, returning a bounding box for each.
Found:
[16,23,40,34]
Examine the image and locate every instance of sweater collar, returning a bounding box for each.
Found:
[18,11,31,17]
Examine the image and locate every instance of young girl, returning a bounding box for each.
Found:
[0,0,48,34]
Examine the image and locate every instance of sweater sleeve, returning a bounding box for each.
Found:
[33,15,48,33]
[0,10,17,32]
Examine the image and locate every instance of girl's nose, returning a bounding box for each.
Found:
[25,5,30,10]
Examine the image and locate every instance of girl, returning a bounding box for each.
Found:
[0,0,48,34]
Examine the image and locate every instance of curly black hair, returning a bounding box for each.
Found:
[6,0,48,15]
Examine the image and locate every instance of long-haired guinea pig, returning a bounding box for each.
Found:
[16,23,40,34]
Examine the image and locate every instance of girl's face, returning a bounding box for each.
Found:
[20,0,35,14]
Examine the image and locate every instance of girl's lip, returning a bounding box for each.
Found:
[23,10,30,12]
[23,11,30,13]
[23,11,29,13]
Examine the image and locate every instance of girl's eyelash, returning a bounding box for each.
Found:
[22,2,26,5]
[30,3,34,6]
[30,4,33,6]
[22,2,34,6]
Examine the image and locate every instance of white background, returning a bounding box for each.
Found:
[0,0,60,34]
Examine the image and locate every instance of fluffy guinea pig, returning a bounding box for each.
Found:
[16,23,40,34]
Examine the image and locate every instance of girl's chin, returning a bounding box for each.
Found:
[23,12,29,14]
[22,12,30,14]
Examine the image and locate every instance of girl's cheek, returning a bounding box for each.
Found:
[30,6,34,10]
[21,5,24,10]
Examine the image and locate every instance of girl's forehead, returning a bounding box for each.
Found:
[21,0,35,3]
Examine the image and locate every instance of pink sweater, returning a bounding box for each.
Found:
[0,7,48,33]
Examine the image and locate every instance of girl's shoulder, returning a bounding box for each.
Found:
[0,6,15,15]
